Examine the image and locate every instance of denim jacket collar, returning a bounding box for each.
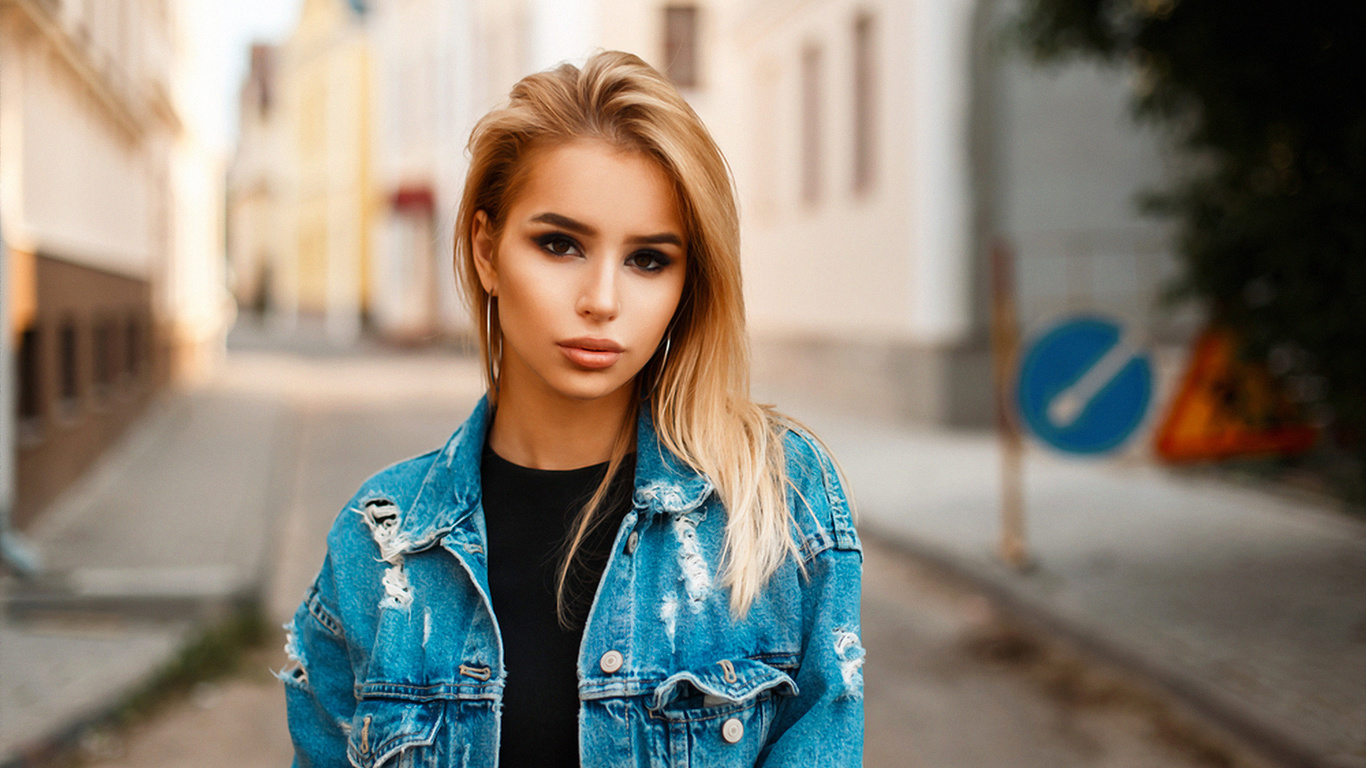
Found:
[630,405,714,517]
[385,395,714,558]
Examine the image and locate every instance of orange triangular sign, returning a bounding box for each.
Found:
[1155,328,1318,462]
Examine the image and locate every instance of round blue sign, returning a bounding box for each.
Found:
[1015,316,1153,454]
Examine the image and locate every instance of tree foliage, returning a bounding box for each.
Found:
[1017,0,1366,475]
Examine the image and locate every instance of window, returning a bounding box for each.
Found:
[93,317,116,395]
[59,318,80,414]
[126,314,141,377]
[663,5,700,88]
[852,12,876,195]
[18,326,43,422]
[801,43,823,205]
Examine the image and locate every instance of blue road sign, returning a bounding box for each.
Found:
[1016,316,1153,454]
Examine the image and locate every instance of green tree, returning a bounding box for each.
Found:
[1017,0,1366,487]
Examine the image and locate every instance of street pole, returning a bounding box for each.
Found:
[990,239,1029,571]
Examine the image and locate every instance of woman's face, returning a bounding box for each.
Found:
[473,139,687,408]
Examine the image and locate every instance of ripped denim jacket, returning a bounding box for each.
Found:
[281,396,864,767]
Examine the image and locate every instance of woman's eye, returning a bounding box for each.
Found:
[629,250,672,272]
[537,234,580,257]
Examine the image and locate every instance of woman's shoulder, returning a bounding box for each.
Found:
[775,418,860,559]
[354,447,447,508]
[321,401,487,576]
[322,446,448,558]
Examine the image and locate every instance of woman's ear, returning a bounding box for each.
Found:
[471,210,498,295]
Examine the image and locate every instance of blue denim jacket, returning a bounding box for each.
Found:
[282,396,864,767]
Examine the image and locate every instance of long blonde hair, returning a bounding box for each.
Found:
[455,51,798,621]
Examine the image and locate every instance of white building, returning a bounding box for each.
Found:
[726,0,1190,425]
[366,0,477,341]
[226,44,286,321]
[1,0,226,526]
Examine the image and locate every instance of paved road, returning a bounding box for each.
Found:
[69,345,1270,768]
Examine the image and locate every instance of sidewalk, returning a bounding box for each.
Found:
[0,380,294,761]
[792,402,1366,768]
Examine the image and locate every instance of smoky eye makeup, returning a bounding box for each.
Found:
[628,249,673,272]
[534,232,582,257]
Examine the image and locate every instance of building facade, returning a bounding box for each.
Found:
[366,0,476,341]
[226,44,286,321]
[698,0,1189,426]
[2,0,182,527]
[268,0,375,343]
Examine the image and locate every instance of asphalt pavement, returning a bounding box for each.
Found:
[2,331,1363,767]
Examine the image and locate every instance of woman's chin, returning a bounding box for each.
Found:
[534,371,640,406]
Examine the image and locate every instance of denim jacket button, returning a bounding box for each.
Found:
[599,649,624,674]
[721,717,744,744]
[624,531,639,554]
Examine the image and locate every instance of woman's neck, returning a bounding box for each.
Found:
[486,378,634,470]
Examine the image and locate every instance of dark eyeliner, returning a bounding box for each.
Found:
[630,249,671,272]
[534,232,580,256]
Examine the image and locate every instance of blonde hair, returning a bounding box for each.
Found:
[455,51,798,622]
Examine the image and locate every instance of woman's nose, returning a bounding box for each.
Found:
[576,258,619,320]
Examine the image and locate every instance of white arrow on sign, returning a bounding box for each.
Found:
[1046,333,1145,429]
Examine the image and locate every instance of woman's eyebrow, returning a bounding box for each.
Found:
[627,232,683,247]
[531,212,595,235]
[531,212,682,248]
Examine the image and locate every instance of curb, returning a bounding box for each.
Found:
[864,521,1351,768]
[0,591,265,768]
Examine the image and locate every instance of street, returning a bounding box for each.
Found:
[61,338,1268,768]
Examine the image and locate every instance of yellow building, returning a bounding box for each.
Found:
[275,0,374,342]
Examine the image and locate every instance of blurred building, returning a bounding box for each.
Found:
[229,0,489,346]
[366,0,475,341]
[255,0,374,343]
[226,44,286,321]
[1,0,227,528]
[720,0,1190,426]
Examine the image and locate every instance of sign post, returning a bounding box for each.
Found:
[990,241,1028,571]
[998,310,1154,574]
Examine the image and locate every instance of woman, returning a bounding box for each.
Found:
[281,51,863,768]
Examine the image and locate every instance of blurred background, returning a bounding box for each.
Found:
[2,0,1363,766]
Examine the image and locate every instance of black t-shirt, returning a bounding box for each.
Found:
[480,444,635,768]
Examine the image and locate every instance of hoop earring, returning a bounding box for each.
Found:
[484,295,500,391]
[645,333,671,399]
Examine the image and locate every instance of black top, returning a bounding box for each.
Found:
[481,444,635,768]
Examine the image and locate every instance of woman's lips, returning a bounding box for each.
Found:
[558,339,624,370]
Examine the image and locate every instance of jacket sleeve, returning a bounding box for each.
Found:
[759,431,865,766]
[281,552,357,767]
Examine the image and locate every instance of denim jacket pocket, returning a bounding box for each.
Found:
[346,697,444,768]
[649,659,798,765]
